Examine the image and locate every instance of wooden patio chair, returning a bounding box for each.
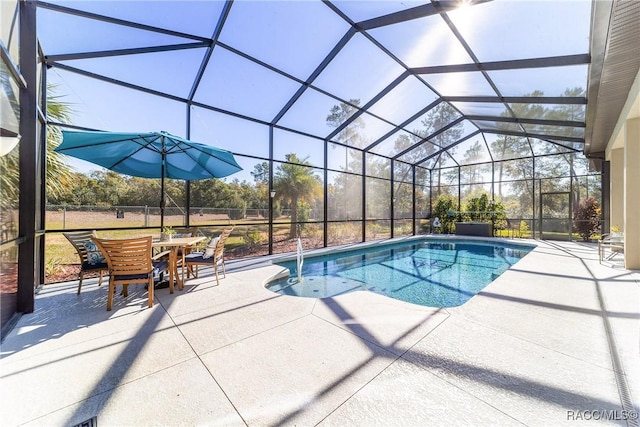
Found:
[183,228,233,286]
[63,230,108,294]
[92,236,169,311]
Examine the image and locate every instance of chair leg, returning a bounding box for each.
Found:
[77,272,84,295]
[147,277,154,308]
[221,260,226,278]
[107,280,115,311]
[185,264,196,278]
[214,264,220,286]
[79,270,107,294]
[598,243,603,262]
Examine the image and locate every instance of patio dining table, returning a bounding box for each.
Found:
[152,235,207,292]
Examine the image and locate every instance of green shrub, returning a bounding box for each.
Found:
[464,193,490,222]
[229,204,246,220]
[45,257,63,276]
[433,194,457,234]
[328,222,360,243]
[243,229,265,251]
[462,193,508,232]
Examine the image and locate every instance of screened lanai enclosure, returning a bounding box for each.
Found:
[5,0,632,332]
[37,0,600,240]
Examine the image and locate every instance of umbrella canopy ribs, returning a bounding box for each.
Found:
[55,130,243,227]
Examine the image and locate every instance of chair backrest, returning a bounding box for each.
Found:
[214,228,233,260]
[63,230,98,263]
[92,236,153,276]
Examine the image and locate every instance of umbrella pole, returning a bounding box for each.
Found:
[160,177,165,229]
[160,144,166,229]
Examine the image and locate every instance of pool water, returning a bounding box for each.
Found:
[267,240,533,308]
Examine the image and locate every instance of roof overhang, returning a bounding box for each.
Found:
[584,0,640,166]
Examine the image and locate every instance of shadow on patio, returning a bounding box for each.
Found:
[1,241,638,426]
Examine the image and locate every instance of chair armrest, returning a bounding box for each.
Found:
[152,250,171,261]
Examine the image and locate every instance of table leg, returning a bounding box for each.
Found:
[168,246,186,291]
[176,248,185,290]
[168,248,175,294]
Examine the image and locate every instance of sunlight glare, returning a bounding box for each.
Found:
[449,0,478,36]
[404,21,449,67]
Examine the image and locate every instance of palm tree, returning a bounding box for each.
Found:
[274,153,322,238]
[0,71,21,211]
[45,87,74,199]
[0,84,72,219]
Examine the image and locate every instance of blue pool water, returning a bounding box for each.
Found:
[267,239,533,308]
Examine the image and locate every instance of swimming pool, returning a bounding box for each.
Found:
[267,238,534,308]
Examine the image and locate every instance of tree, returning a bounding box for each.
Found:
[326,99,367,223]
[573,197,601,241]
[460,140,490,185]
[250,161,269,184]
[238,179,268,213]
[89,170,129,206]
[189,178,248,219]
[399,103,462,163]
[327,172,362,221]
[401,103,463,196]
[274,153,322,238]
[326,99,365,150]
[548,87,588,209]
[47,171,101,206]
[393,161,414,219]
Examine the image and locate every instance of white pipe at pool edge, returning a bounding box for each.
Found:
[297,237,304,282]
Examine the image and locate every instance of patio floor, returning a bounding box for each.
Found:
[1,238,638,426]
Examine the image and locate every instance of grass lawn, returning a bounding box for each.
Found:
[43,210,290,276]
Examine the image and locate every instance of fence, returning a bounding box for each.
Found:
[46,205,271,229]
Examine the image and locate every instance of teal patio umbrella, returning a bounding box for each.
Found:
[55,130,242,227]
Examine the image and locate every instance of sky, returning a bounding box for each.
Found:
[39,0,592,180]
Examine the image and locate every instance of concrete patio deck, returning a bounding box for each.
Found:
[1,238,638,426]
